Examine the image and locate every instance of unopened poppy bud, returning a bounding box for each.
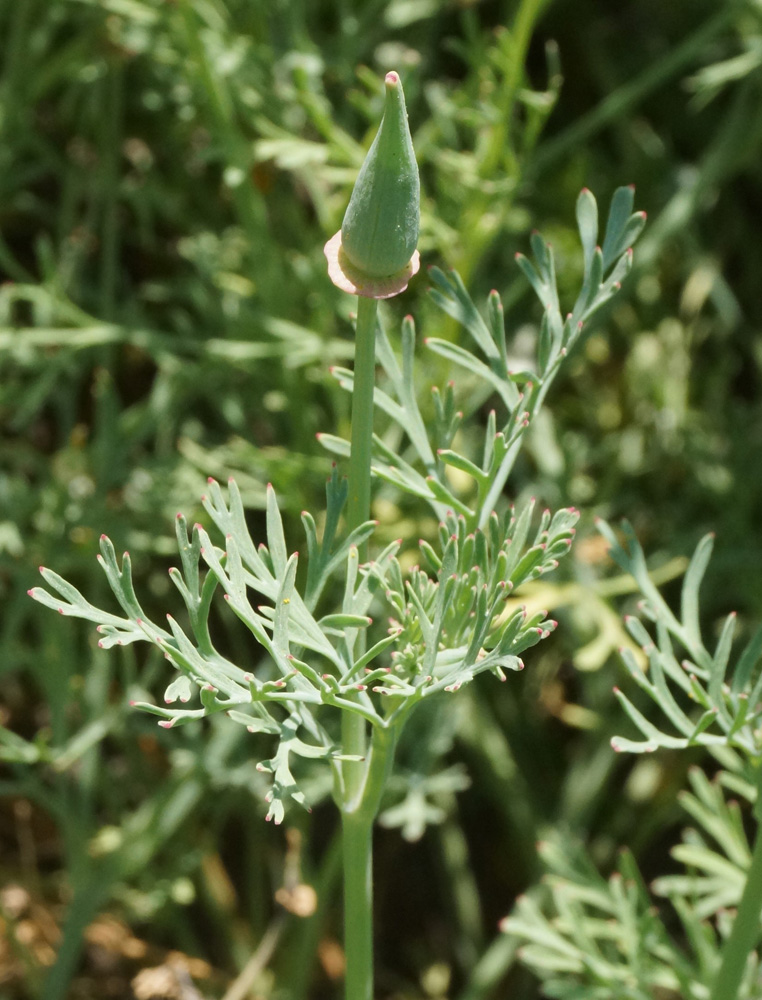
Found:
[324,71,420,299]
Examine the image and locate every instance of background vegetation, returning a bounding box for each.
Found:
[2,0,762,997]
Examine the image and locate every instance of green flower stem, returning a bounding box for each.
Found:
[709,762,762,1000]
[342,294,379,802]
[342,295,385,1000]
[346,295,379,558]
[342,724,399,1000]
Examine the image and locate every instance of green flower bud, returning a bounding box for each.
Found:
[342,71,419,276]
[325,71,421,299]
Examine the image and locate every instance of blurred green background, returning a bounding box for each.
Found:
[2,0,762,997]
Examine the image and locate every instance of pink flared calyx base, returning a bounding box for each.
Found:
[324,231,420,299]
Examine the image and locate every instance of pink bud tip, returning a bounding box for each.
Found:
[98,641,104,648]
[385,71,399,85]
[136,618,142,625]
[158,720,173,729]
[27,589,34,597]
[129,700,137,707]
[207,477,215,484]
[581,186,590,194]
[58,607,64,614]
[176,512,182,519]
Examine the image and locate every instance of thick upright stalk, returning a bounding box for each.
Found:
[342,295,378,802]
[342,295,381,1000]
[710,763,762,1000]
[342,811,374,1000]
[342,725,398,1000]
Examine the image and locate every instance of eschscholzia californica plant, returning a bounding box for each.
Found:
[30,67,647,1000]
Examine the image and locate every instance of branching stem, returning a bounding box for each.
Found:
[342,724,398,1000]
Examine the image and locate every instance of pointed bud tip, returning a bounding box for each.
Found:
[385,71,400,87]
